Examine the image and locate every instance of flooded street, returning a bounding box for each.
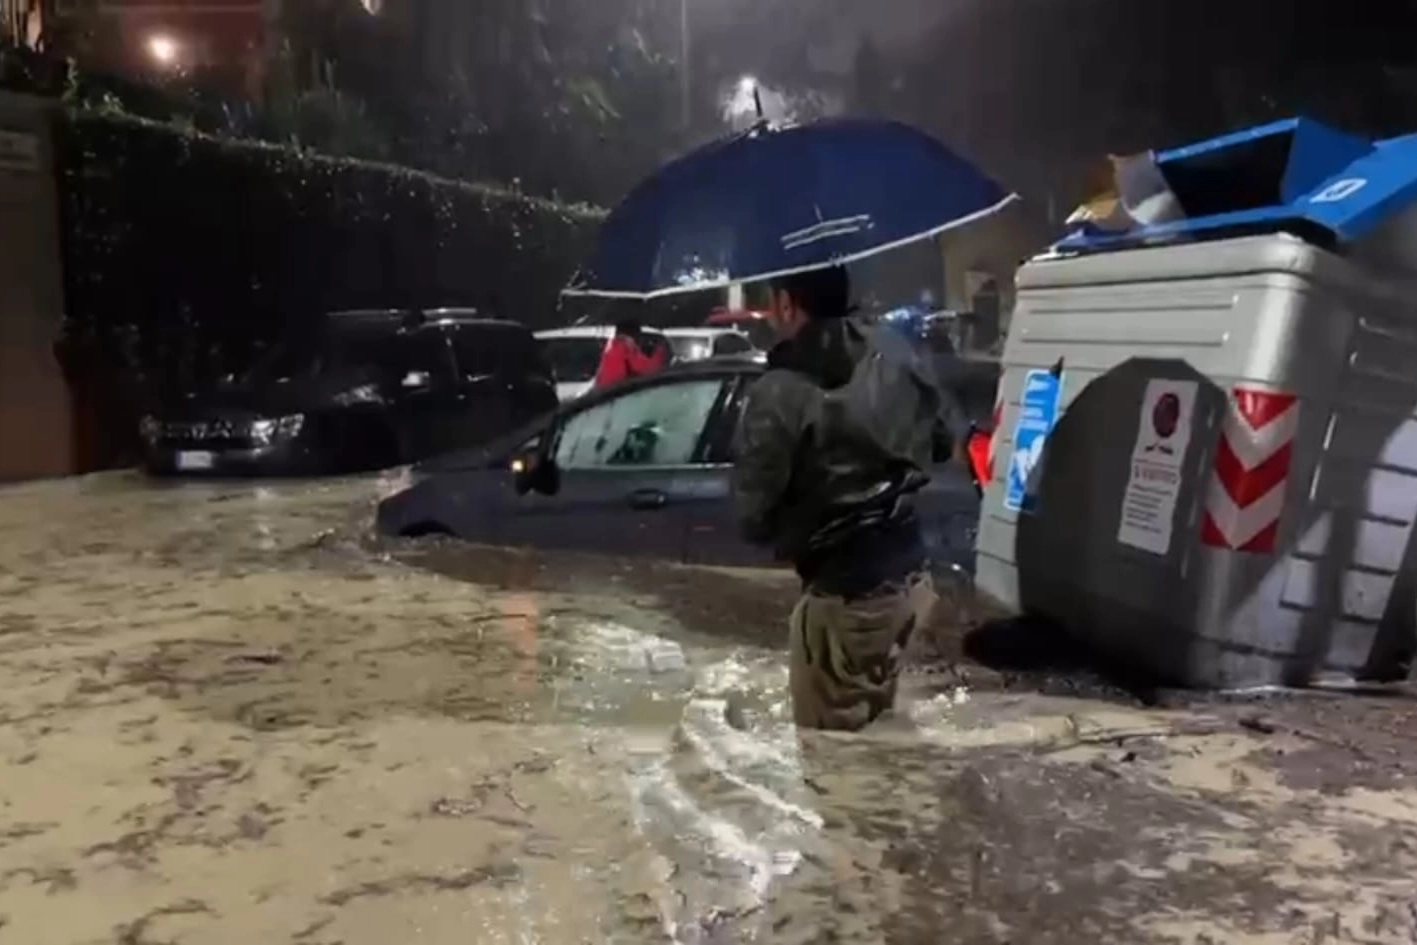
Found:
[3,473,1417,944]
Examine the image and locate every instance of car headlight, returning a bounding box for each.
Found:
[333,383,382,406]
[250,414,304,444]
[139,415,161,443]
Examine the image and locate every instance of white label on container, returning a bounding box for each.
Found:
[1118,378,1198,555]
[0,130,40,173]
[1310,178,1366,204]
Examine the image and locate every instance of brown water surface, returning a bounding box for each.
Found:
[1,472,1415,943]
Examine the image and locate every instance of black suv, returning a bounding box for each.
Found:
[141,309,558,476]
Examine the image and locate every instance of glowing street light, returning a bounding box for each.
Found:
[724,75,765,125]
[147,33,179,67]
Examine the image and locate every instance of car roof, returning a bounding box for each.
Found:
[325,308,403,325]
[535,325,667,339]
[419,308,520,327]
[422,317,524,331]
[326,308,526,333]
[536,326,613,339]
[661,327,745,337]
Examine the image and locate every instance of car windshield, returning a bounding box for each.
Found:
[667,334,713,361]
[454,324,545,378]
[540,336,607,383]
[245,330,393,382]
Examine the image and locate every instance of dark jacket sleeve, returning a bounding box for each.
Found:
[731,372,808,545]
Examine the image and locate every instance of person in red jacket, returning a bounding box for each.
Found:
[593,319,669,388]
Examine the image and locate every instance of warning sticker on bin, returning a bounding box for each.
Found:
[1118,378,1198,554]
[1004,369,1063,514]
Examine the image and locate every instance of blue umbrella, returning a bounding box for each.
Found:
[562,118,1016,299]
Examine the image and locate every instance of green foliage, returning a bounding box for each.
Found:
[261,51,390,160]
[55,109,604,401]
[11,1,690,205]
[289,0,686,204]
[566,76,621,123]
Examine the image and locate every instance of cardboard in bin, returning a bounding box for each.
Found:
[1055,117,1417,253]
[1066,152,1185,233]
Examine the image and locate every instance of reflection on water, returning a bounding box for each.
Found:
[1,472,1415,945]
[628,686,820,942]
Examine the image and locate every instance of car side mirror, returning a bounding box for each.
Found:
[513,451,561,496]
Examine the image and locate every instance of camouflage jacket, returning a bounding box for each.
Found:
[731,316,969,567]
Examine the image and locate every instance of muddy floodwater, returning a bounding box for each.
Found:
[3,472,1417,944]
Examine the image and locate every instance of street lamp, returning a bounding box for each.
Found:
[723,75,765,127]
[147,33,179,67]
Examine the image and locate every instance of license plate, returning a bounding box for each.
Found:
[176,451,214,471]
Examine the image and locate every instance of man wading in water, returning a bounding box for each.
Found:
[733,265,969,730]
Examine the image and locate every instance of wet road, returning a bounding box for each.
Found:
[3,472,1417,943]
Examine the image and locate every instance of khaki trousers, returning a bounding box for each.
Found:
[787,571,937,731]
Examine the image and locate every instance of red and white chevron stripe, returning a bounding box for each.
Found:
[1200,386,1300,553]
[985,397,1002,480]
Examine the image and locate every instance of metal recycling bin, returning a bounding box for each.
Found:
[973,117,1417,689]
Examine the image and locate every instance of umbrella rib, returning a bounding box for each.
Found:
[561,193,1020,300]
[781,214,874,249]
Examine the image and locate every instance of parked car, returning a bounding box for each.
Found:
[376,360,981,574]
[141,309,558,477]
[705,308,777,351]
[535,325,756,402]
[535,325,670,403]
[661,327,764,363]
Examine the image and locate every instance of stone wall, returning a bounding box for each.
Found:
[0,91,70,481]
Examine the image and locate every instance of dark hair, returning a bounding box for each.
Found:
[769,265,851,319]
[613,318,642,337]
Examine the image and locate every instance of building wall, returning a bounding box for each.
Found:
[938,199,1058,344]
[0,92,71,481]
[1,0,43,47]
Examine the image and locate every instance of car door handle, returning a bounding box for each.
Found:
[627,488,668,510]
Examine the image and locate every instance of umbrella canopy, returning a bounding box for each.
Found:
[563,118,1016,299]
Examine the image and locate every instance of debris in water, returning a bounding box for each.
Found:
[1089,758,1124,779]
[225,650,284,666]
[1240,714,1278,735]
[723,693,750,731]
[429,796,482,817]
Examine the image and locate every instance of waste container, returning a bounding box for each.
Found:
[975,117,1417,689]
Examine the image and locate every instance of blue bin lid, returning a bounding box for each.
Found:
[1055,117,1417,254]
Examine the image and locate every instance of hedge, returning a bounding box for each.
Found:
[55,109,606,403]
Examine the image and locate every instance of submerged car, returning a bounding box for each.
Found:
[142,309,558,476]
[376,360,982,574]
